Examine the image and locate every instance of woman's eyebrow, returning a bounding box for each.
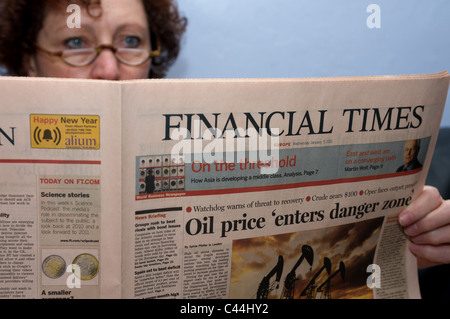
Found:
[114,23,148,34]
[48,22,95,35]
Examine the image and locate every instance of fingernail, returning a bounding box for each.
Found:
[411,234,424,244]
[409,242,420,253]
[399,213,411,226]
[404,223,418,236]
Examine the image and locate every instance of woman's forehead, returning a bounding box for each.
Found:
[40,0,149,37]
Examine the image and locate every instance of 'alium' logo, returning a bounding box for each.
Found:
[33,126,62,146]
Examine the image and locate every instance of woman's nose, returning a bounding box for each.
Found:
[90,49,120,80]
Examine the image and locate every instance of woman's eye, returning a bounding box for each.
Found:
[64,37,85,49]
[123,36,141,48]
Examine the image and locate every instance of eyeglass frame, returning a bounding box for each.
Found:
[32,40,161,67]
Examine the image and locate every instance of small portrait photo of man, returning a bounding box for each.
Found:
[397,139,423,172]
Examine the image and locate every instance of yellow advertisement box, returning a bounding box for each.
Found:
[30,114,100,150]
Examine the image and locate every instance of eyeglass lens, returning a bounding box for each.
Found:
[61,47,151,66]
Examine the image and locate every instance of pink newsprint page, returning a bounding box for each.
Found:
[0,72,449,299]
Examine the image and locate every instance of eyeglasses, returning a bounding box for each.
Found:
[33,42,161,67]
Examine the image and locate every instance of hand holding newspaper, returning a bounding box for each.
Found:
[0,72,449,299]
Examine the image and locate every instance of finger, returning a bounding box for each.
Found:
[403,199,450,237]
[398,186,443,227]
[410,223,450,245]
[409,243,450,269]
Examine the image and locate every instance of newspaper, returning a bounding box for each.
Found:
[0,72,449,299]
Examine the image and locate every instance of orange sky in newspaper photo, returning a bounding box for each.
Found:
[229,217,384,299]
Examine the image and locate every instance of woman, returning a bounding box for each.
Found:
[0,0,187,80]
[0,0,449,284]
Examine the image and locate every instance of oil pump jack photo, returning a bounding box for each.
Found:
[256,255,284,299]
[281,245,314,299]
[230,217,383,299]
[315,261,346,299]
[256,245,345,299]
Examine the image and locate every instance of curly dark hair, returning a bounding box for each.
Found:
[0,0,187,78]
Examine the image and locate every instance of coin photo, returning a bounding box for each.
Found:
[72,253,99,280]
[42,255,66,279]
